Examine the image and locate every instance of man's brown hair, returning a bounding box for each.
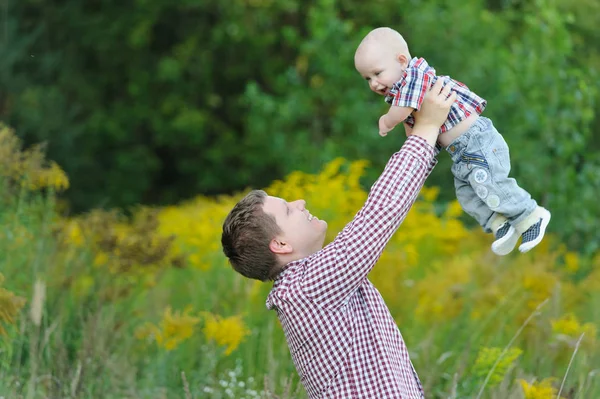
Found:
[221,190,282,281]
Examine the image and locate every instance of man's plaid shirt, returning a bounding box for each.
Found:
[266,136,438,398]
[385,57,487,133]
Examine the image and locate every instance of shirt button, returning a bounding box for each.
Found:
[449,145,456,152]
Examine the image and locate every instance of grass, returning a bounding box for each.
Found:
[1,156,599,398]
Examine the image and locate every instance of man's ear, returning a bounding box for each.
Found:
[397,54,408,67]
[269,238,293,255]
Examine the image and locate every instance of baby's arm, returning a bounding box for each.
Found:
[379,106,413,137]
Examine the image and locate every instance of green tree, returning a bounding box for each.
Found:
[1,0,598,252]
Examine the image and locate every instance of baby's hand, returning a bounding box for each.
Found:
[378,115,393,137]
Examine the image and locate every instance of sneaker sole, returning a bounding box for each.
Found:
[519,209,551,253]
[491,225,519,256]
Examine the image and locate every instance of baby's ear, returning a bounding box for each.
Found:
[397,54,408,66]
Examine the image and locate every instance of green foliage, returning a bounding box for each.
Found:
[2,0,598,251]
[2,151,599,398]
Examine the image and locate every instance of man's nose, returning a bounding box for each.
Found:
[294,199,306,210]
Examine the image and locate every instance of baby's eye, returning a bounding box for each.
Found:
[375,71,381,76]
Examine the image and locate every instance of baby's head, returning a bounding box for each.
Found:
[354,27,411,97]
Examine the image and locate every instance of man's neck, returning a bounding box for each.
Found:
[277,249,318,268]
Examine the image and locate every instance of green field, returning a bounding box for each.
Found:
[1,125,598,398]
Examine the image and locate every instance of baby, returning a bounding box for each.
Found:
[354,27,550,255]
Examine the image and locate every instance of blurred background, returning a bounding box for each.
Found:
[1,1,600,398]
[2,0,599,252]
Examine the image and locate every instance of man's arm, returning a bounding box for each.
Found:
[302,81,455,308]
[379,106,413,136]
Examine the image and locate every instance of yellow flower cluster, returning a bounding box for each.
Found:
[156,196,237,270]
[563,251,579,273]
[202,312,250,355]
[135,306,200,351]
[63,208,185,270]
[551,313,597,349]
[413,255,473,323]
[56,208,185,301]
[472,346,523,387]
[134,308,250,355]
[519,378,559,399]
[0,274,26,336]
[0,123,69,193]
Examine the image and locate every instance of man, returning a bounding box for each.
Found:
[221,79,456,398]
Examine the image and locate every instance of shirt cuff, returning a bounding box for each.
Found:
[402,135,437,162]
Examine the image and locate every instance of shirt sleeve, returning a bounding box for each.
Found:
[388,68,432,110]
[301,135,438,309]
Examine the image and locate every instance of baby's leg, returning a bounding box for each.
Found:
[463,119,550,253]
[453,166,519,254]
[453,175,493,230]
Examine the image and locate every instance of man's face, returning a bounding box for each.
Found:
[263,196,328,258]
[355,44,406,97]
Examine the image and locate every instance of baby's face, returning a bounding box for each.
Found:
[355,45,407,97]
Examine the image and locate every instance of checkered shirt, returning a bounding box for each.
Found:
[266,136,438,398]
[385,57,487,133]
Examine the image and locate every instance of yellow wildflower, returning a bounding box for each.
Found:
[519,378,558,399]
[135,306,200,351]
[157,197,234,270]
[28,161,70,191]
[472,347,522,387]
[202,312,250,355]
[64,221,85,247]
[93,252,109,267]
[551,313,597,348]
[135,322,161,342]
[443,199,464,219]
[0,274,27,335]
[419,186,440,202]
[414,257,472,323]
[563,252,579,273]
[155,306,200,351]
[522,270,558,311]
[0,123,69,192]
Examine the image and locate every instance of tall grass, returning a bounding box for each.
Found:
[1,124,599,398]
